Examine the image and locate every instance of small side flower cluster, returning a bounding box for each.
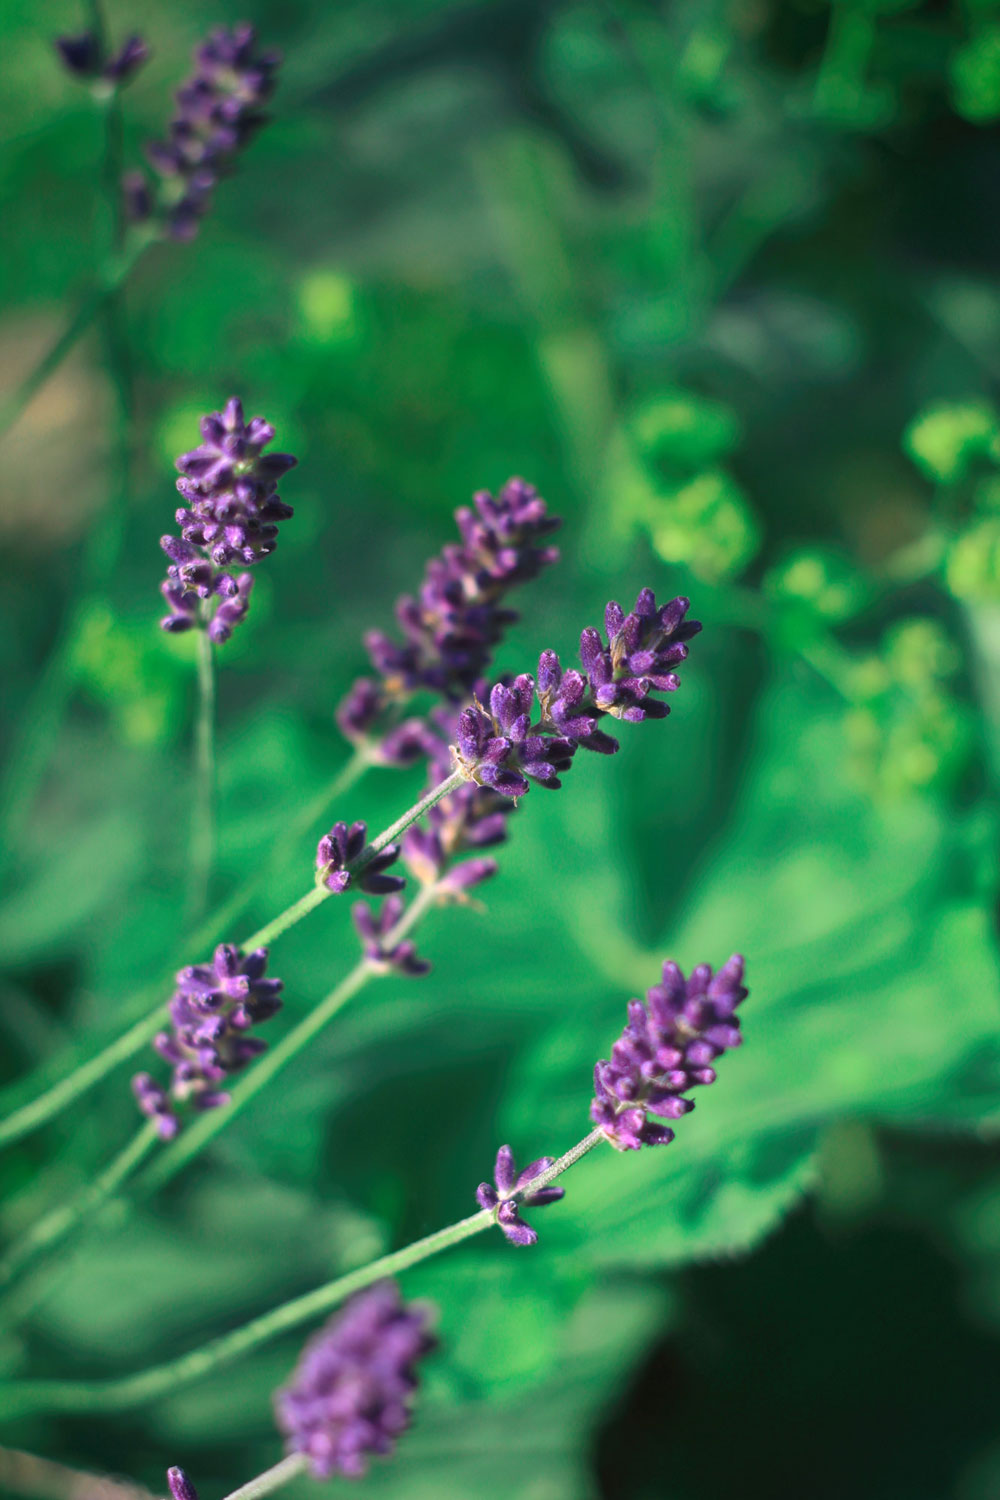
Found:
[316,822,405,896]
[592,955,748,1150]
[476,1146,565,1246]
[159,398,296,643]
[275,1283,436,1479]
[132,945,283,1138]
[126,24,281,240]
[337,479,560,763]
[55,31,148,87]
[454,589,701,798]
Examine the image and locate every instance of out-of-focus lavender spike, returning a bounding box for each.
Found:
[275,1282,435,1478]
[131,946,283,1136]
[131,24,280,239]
[352,897,429,975]
[336,478,561,761]
[55,30,148,85]
[591,955,748,1150]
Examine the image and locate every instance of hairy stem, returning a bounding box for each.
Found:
[0,1125,604,1418]
[0,1122,158,1293]
[140,880,442,1192]
[187,626,217,924]
[0,748,369,1147]
[220,1456,307,1500]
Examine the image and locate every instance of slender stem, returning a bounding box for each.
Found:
[0,1126,604,1418]
[140,960,373,1193]
[186,626,218,923]
[0,1011,164,1148]
[0,1123,158,1292]
[0,750,369,1148]
[0,237,150,446]
[360,769,464,862]
[221,1456,307,1500]
[141,881,442,1194]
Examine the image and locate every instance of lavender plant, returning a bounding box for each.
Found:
[0,951,749,1493]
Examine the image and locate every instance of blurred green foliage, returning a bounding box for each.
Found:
[2,0,1000,1497]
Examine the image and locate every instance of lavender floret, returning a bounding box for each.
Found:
[579,588,701,725]
[55,31,148,85]
[476,1145,565,1247]
[132,945,283,1137]
[158,399,295,642]
[275,1282,436,1479]
[592,955,747,1151]
[166,1470,199,1500]
[352,896,429,975]
[317,821,405,896]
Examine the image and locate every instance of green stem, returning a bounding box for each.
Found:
[140,881,442,1194]
[0,235,150,446]
[0,759,452,1149]
[0,1126,605,1418]
[187,626,217,924]
[0,1122,158,1292]
[221,1456,307,1500]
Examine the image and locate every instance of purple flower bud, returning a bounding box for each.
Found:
[166,1470,199,1500]
[133,947,283,1135]
[103,34,149,83]
[158,400,295,641]
[317,821,405,896]
[54,29,148,84]
[476,1144,565,1246]
[352,897,429,975]
[592,955,747,1150]
[275,1282,436,1479]
[453,677,577,796]
[54,32,102,77]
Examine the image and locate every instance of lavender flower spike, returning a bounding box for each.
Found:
[132,945,283,1137]
[137,24,281,240]
[592,955,748,1151]
[159,399,295,642]
[476,1145,565,1246]
[166,1469,200,1500]
[336,477,561,762]
[317,822,405,895]
[275,1282,436,1479]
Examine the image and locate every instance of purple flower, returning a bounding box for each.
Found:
[275,1282,436,1479]
[454,677,577,798]
[336,479,561,760]
[476,1145,565,1246]
[55,31,148,85]
[166,1470,199,1500]
[317,822,405,896]
[158,399,295,642]
[353,896,429,975]
[578,589,701,724]
[132,945,283,1137]
[134,24,280,240]
[591,955,747,1151]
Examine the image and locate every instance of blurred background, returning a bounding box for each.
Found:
[2,0,1000,1495]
